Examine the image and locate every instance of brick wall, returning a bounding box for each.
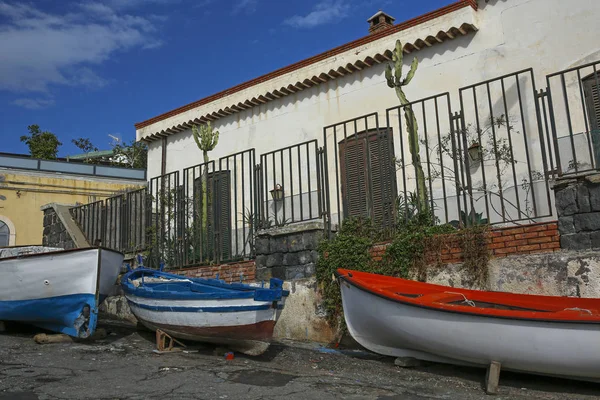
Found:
[172,260,256,283]
[369,221,560,265]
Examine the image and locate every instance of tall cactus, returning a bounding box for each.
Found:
[192,123,220,244]
[385,40,428,212]
[192,122,220,164]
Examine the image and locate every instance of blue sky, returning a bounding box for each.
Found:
[0,0,452,156]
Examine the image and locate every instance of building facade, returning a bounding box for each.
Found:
[132,0,600,265]
[0,153,146,246]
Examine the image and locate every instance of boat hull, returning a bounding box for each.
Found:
[340,278,600,381]
[125,292,284,355]
[0,248,124,338]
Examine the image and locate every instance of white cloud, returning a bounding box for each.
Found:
[233,0,257,15]
[12,97,55,109]
[106,0,176,10]
[283,0,350,29]
[0,1,163,93]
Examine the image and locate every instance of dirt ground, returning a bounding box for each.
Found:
[0,321,598,400]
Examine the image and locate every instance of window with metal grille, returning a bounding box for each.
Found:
[583,72,600,167]
[0,221,9,247]
[338,128,397,228]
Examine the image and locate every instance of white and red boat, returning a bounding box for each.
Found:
[336,269,600,382]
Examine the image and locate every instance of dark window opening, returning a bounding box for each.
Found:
[338,128,397,229]
[0,221,9,247]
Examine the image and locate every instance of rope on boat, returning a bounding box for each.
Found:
[563,307,592,315]
[444,292,476,307]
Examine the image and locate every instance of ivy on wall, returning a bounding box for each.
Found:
[316,212,490,331]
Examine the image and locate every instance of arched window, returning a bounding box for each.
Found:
[0,220,9,247]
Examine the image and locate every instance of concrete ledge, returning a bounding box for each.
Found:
[257,220,325,237]
[41,203,89,248]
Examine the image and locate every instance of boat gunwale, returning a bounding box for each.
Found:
[122,268,289,301]
[335,269,600,324]
[0,246,124,262]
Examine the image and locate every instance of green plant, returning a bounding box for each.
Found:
[384,215,455,282]
[395,192,419,223]
[450,209,489,229]
[459,225,490,289]
[72,137,98,163]
[316,213,456,332]
[192,122,220,242]
[385,40,428,212]
[112,140,148,169]
[316,218,379,328]
[20,124,62,159]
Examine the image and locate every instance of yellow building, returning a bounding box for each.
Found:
[0,153,146,246]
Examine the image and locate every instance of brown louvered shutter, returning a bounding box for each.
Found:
[339,136,369,220]
[583,73,600,167]
[339,128,397,227]
[207,171,232,262]
[366,129,396,229]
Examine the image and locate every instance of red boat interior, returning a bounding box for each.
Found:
[337,269,600,323]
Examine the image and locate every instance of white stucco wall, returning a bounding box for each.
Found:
[142,0,600,231]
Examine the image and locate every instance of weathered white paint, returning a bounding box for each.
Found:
[126,296,278,328]
[142,0,600,225]
[0,248,123,301]
[273,278,336,343]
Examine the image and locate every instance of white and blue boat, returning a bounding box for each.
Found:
[121,265,289,355]
[0,247,124,338]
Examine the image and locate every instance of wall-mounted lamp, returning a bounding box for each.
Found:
[270,184,284,201]
[468,142,481,164]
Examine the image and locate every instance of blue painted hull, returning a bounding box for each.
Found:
[0,247,125,338]
[0,293,102,337]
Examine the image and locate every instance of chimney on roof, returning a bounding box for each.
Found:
[367,10,395,35]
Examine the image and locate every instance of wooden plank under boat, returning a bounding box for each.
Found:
[121,267,289,356]
[0,247,124,338]
[335,268,600,382]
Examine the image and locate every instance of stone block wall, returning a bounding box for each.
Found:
[42,207,75,249]
[554,173,600,250]
[255,221,324,281]
[173,260,256,283]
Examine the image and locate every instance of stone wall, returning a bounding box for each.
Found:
[172,260,256,283]
[254,221,324,281]
[40,203,89,249]
[554,173,600,250]
[42,207,75,249]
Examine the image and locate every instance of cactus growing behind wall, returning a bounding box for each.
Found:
[385,40,428,213]
[192,123,220,249]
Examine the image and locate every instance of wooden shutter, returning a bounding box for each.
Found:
[366,129,396,228]
[339,128,397,227]
[339,136,369,220]
[207,171,232,262]
[583,73,600,167]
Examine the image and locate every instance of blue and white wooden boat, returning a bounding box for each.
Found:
[121,266,289,355]
[0,247,124,338]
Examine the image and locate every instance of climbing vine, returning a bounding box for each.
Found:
[316,209,491,332]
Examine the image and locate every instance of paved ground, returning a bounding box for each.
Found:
[0,322,598,400]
